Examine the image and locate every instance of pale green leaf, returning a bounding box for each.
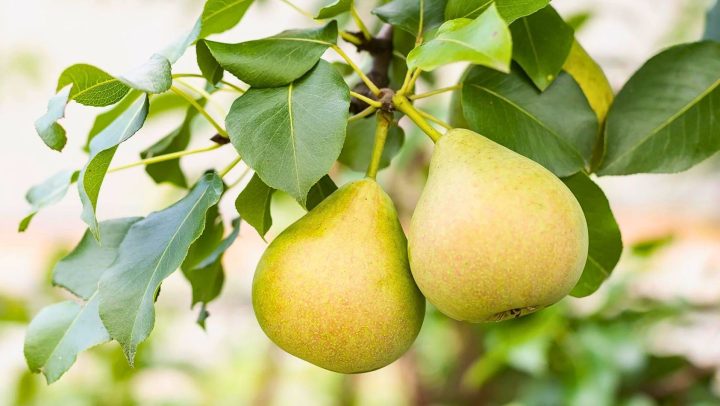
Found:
[226,60,350,203]
[316,0,352,19]
[34,86,71,151]
[57,64,130,107]
[98,172,224,363]
[407,5,511,72]
[445,0,550,23]
[199,0,254,38]
[203,21,337,87]
[79,95,149,239]
[118,54,172,94]
[19,169,79,232]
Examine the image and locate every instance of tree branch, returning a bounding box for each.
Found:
[347,25,394,114]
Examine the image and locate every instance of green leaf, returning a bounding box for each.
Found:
[304,175,338,211]
[407,5,511,72]
[226,60,350,203]
[160,19,202,64]
[203,21,338,87]
[85,90,144,151]
[182,218,240,323]
[140,106,199,188]
[117,54,172,94]
[706,0,720,41]
[183,205,225,272]
[98,172,224,363]
[235,174,275,238]
[599,41,720,175]
[57,64,130,107]
[562,40,613,124]
[316,0,352,19]
[53,218,142,300]
[510,6,574,90]
[19,170,79,232]
[199,0,254,38]
[34,86,71,151]
[196,40,224,86]
[79,94,149,239]
[562,173,622,297]
[461,65,597,176]
[24,297,109,384]
[445,0,550,23]
[338,117,405,172]
[373,0,448,35]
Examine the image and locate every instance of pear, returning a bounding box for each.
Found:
[408,129,588,322]
[252,178,425,373]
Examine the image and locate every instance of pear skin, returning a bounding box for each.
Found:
[409,129,588,322]
[253,179,425,373]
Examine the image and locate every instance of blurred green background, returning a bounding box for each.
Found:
[2,0,720,404]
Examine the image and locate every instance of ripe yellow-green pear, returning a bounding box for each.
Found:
[253,179,425,373]
[409,129,588,322]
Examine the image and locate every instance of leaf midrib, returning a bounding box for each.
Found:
[287,83,302,196]
[72,77,126,102]
[603,76,720,171]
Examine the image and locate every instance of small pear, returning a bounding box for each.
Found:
[409,129,588,322]
[253,179,425,373]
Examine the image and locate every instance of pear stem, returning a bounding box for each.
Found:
[366,111,392,179]
[392,95,443,142]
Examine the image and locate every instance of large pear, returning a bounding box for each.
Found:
[409,129,588,322]
[253,179,425,373]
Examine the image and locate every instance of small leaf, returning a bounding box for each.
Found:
[407,5,511,72]
[34,86,72,151]
[24,297,109,384]
[57,64,130,107]
[183,218,240,324]
[98,172,224,363]
[19,169,78,232]
[196,40,224,86]
[226,60,350,203]
[79,94,149,239]
[316,0,352,19]
[338,117,405,172]
[562,40,613,124]
[562,173,622,297]
[53,217,141,300]
[461,65,597,176]
[599,41,720,175]
[199,0,255,39]
[510,6,574,90]
[304,175,338,211]
[445,0,549,23]
[235,174,275,238]
[117,54,172,94]
[140,105,201,188]
[373,0,448,36]
[203,21,338,87]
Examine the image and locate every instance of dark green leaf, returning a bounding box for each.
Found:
[562,173,622,297]
[462,65,597,176]
[57,64,130,107]
[510,6,574,90]
[203,21,338,87]
[407,5,511,72]
[117,54,172,94]
[196,40,224,86]
[98,172,224,363]
[53,218,141,300]
[599,41,720,175]
[140,106,200,188]
[183,205,225,272]
[339,117,405,172]
[24,297,109,384]
[445,0,550,23]
[235,174,275,238]
[304,175,338,211]
[79,94,149,239]
[199,0,254,39]
[566,11,592,31]
[183,218,240,314]
[316,0,352,19]
[706,1,720,41]
[373,0,448,35]
[19,170,79,232]
[226,60,350,203]
[34,86,71,151]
